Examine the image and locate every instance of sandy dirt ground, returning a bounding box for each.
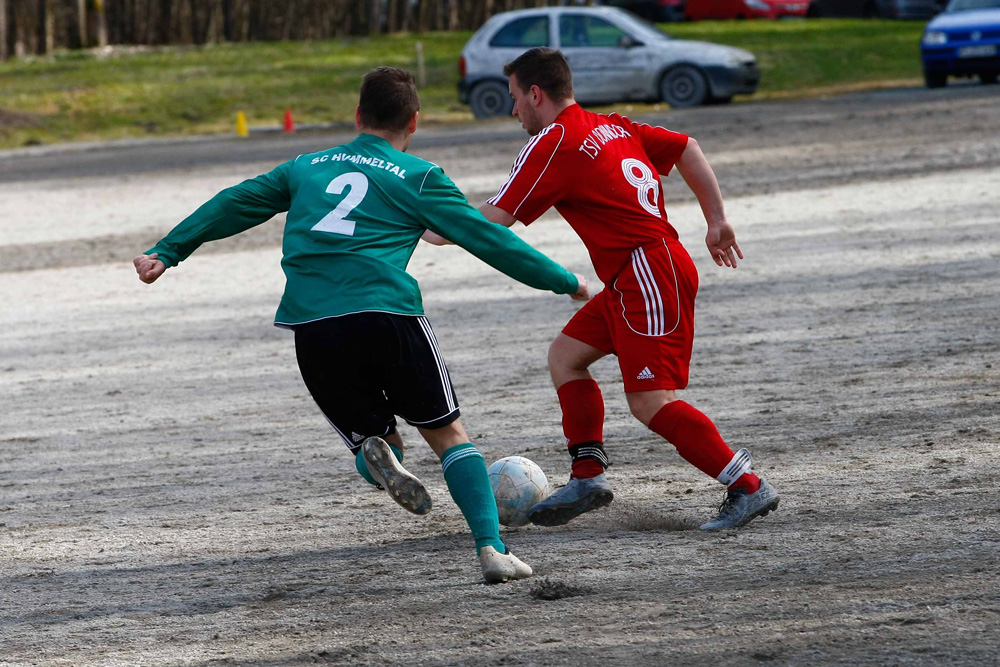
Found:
[1,86,999,666]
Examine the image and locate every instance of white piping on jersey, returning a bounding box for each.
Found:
[273,309,425,330]
[417,316,457,413]
[614,240,681,338]
[489,123,565,218]
[419,164,439,194]
[489,128,548,204]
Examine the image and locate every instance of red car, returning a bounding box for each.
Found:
[685,0,811,19]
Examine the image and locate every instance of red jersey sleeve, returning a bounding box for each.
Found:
[486,123,567,225]
[609,113,689,177]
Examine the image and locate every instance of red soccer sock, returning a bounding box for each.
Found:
[557,379,606,479]
[648,400,760,493]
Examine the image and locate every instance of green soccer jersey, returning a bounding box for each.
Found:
[146,133,579,326]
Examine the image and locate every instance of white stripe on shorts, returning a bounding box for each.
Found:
[417,316,457,413]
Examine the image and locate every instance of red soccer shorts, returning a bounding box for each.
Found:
[563,239,699,393]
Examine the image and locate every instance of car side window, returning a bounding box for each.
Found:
[489,16,550,47]
[558,15,629,48]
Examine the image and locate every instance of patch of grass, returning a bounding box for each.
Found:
[0,20,925,148]
[663,19,924,93]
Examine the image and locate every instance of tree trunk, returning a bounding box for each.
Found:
[35,0,46,54]
[189,0,207,44]
[75,0,86,46]
[95,0,107,47]
[158,0,172,44]
[0,0,7,61]
[222,0,232,40]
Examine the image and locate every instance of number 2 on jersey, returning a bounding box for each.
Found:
[621,158,660,218]
[312,172,369,236]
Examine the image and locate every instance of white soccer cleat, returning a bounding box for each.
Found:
[479,546,533,584]
[361,437,432,515]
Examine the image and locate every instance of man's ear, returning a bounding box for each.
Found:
[530,84,544,106]
[409,111,419,135]
[355,106,363,129]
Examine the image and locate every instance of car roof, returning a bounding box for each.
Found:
[488,6,628,18]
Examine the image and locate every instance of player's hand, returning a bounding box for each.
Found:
[571,274,591,301]
[133,253,166,284]
[706,221,743,269]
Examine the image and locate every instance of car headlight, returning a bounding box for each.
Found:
[726,53,755,67]
[746,0,770,10]
[922,31,947,46]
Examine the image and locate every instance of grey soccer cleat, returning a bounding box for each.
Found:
[699,479,779,531]
[479,546,533,584]
[361,437,432,515]
[528,473,614,527]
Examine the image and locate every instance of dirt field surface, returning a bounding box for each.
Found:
[2,85,998,666]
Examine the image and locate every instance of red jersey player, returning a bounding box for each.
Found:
[481,48,779,530]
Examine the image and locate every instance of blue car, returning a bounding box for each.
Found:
[921,0,1000,87]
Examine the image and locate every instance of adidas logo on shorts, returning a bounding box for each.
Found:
[637,367,655,380]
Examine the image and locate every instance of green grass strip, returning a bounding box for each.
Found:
[0,20,925,149]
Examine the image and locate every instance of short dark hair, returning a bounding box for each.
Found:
[358,66,420,132]
[503,47,574,102]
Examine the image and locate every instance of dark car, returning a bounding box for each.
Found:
[921,0,1000,86]
[808,0,944,15]
[877,0,946,17]
[807,0,880,16]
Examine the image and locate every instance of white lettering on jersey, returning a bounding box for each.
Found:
[578,123,631,160]
[310,153,406,179]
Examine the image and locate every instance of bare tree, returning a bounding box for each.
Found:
[35,0,46,54]
[0,0,8,61]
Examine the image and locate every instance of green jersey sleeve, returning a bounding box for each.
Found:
[416,167,579,296]
[146,160,294,268]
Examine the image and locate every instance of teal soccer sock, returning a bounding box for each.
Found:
[355,443,403,486]
[440,443,505,556]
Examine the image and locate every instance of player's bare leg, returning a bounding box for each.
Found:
[627,389,779,530]
[529,334,614,526]
[420,420,532,584]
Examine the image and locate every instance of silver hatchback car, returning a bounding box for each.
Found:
[458,6,760,118]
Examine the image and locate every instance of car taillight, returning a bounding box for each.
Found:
[459,56,466,78]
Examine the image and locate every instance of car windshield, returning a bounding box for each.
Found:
[945,0,1000,11]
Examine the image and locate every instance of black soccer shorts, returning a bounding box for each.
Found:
[293,312,460,454]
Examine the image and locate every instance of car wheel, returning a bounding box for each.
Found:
[924,71,947,88]
[469,81,513,119]
[660,65,709,109]
[981,73,998,85]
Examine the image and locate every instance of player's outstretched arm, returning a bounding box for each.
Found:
[133,253,166,284]
[420,229,453,246]
[478,203,517,228]
[676,138,743,269]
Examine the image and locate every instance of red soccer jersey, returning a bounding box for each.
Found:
[488,104,689,283]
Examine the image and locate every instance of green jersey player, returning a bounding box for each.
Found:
[133,67,589,584]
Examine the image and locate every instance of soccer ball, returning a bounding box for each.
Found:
[488,456,551,527]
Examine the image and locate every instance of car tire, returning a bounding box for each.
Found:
[469,81,513,119]
[924,71,947,89]
[660,65,709,109]
[981,73,998,85]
